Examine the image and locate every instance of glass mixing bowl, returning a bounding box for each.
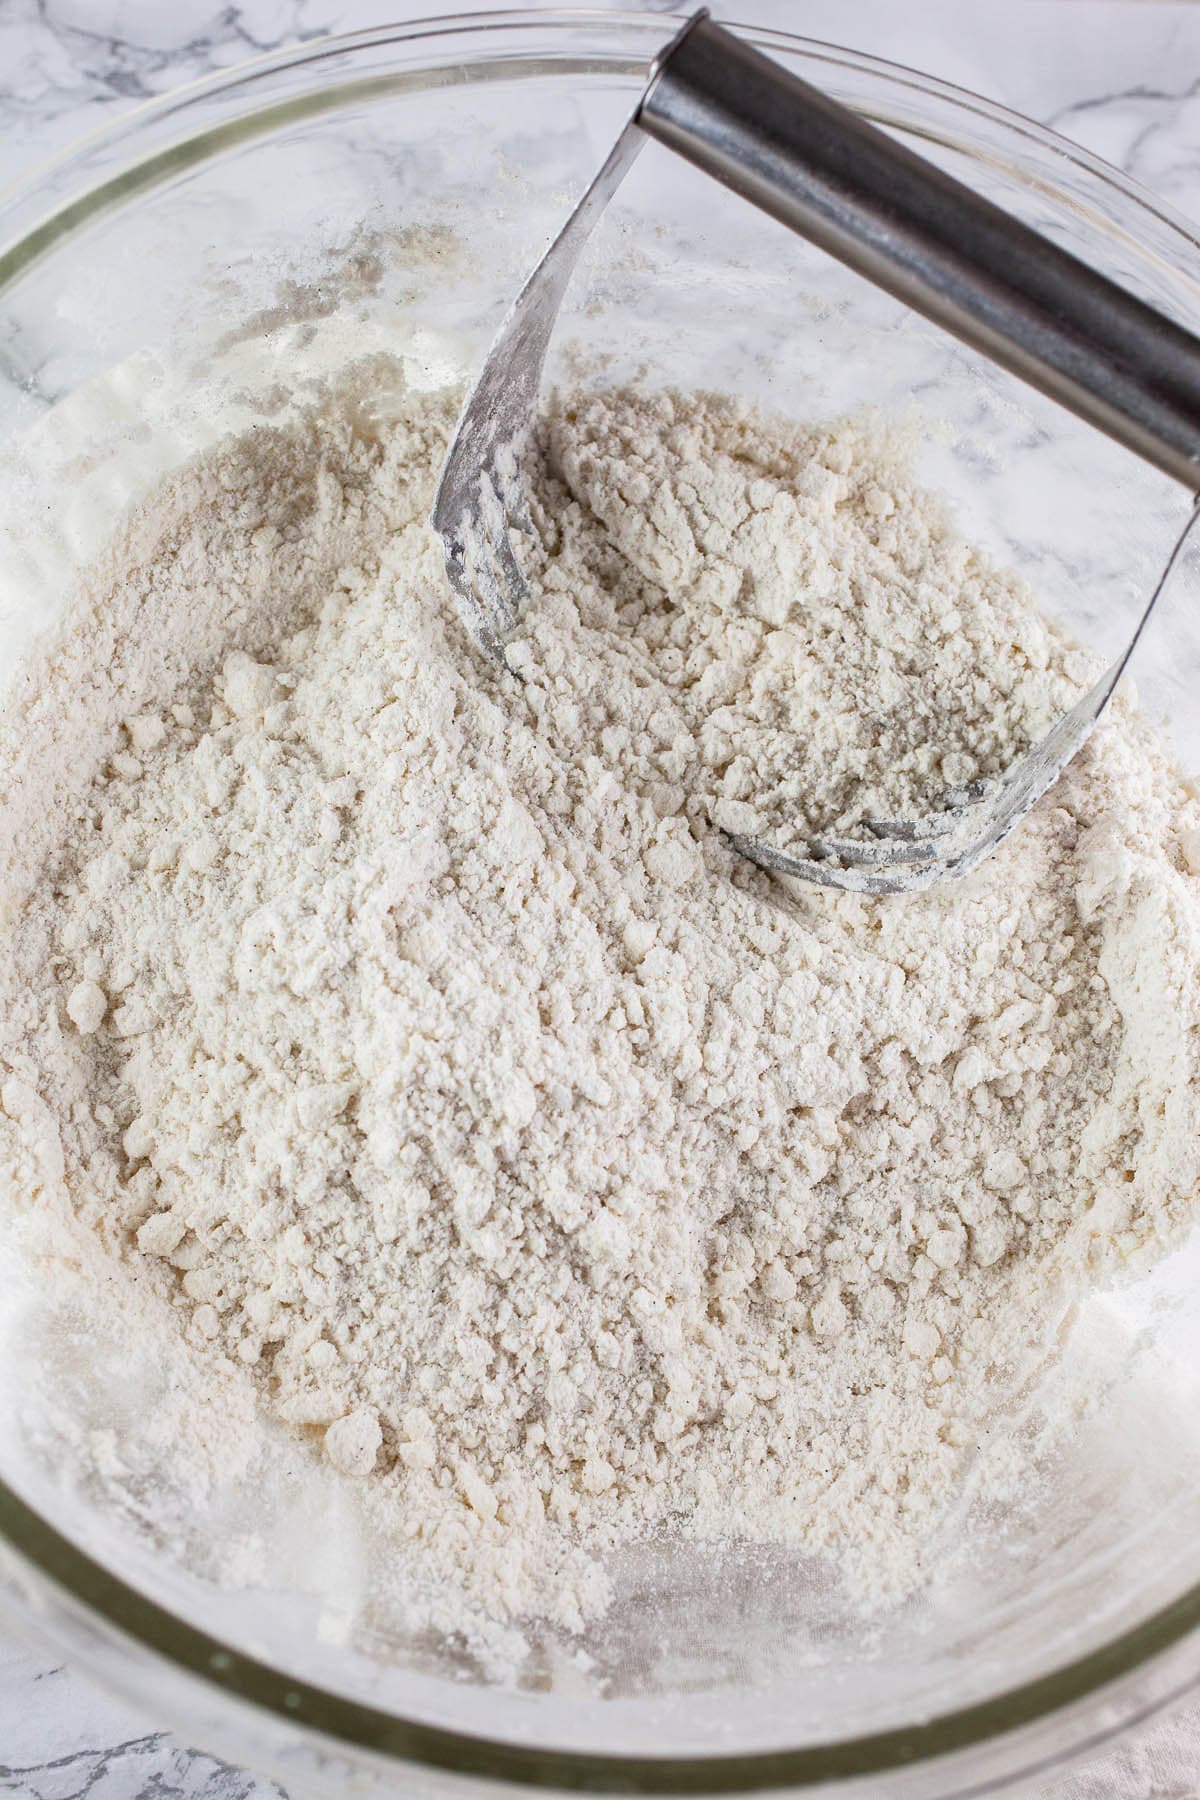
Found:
[3,11,1200,1796]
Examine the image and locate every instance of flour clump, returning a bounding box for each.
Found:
[2,372,1199,1630]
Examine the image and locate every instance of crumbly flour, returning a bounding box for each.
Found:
[3,370,1200,1632]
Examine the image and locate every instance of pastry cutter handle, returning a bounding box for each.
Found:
[639,13,1200,491]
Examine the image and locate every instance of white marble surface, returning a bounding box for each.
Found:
[5,1,1200,1794]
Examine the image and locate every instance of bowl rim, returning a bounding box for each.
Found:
[3,7,1200,1790]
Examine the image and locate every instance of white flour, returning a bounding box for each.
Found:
[539,390,1085,849]
[2,369,1200,1634]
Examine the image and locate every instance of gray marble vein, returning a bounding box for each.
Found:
[0,2,307,183]
[4,2,1200,1795]
[2,1733,286,1800]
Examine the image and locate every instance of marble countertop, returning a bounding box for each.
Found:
[5,2,1200,1795]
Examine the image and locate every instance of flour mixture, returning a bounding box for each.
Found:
[3,368,1200,1631]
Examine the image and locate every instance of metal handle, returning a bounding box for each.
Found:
[638,14,1200,491]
